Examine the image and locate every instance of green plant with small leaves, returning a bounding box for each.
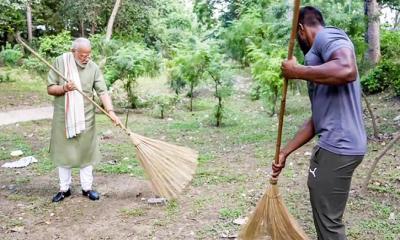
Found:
[0,72,14,83]
[168,42,209,111]
[247,42,284,116]
[206,47,233,127]
[105,43,160,108]
[150,94,177,119]
[0,43,23,66]
[361,60,400,96]
[37,31,71,58]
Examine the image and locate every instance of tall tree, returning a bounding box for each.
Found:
[365,0,381,65]
[26,0,33,42]
[106,0,122,41]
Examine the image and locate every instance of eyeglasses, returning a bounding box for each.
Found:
[72,49,91,61]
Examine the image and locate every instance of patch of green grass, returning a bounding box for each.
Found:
[0,67,50,108]
[196,221,239,239]
[96,157,143,176]
[14,176,31,185]
[195,227,216,239]
[97,141,144,176]
[198,153,215,164]
[348,201,400,239]
[192,169,247,186]
[283,166,295,179]
[254,147,275,166]
[153,219,169,227]
[6,194,39,202]
[120,207,146,217]
[238,132,268,144]
[368,185,400,196]
[0,134,33,161]
[32,147,54,174]
[358,219,400,239]
[191,196,213,215]
[219,207,242,220]
[166,199,179,216]
[192,98,214,111]
[169,121,200,131]
[5,218,24,228]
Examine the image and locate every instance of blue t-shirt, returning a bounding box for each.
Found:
[305,27,367,155]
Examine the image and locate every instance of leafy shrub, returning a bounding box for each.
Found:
[206,46,233,127]
[361,60,400,96]
[381,30,400,60]
[247,42,284,116]
[22,57,48,76]
[0,44,23,66]
[222,8,265,65]
[0,72,15,82]
[38,31,71,58]
[150,94,177,119]
[88,34,126,62]
[167,42,209,111]
[105,42,160,108]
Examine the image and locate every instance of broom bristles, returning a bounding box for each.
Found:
[239,183,308,240]
[129,132,198,200]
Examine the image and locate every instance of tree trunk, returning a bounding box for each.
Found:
[91,23,96,35]
[80,19,85,37]
[190,84,194,112]
[26,0,33,43]
[217,96,222,127]
[365,0,381,66]
[394,10,400,29]
[106,0,122,41]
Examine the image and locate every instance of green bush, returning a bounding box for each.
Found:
[38,31,71,58]
[105,42,160,108]
[150,94,177,119]
[381,30,400,60]
[361,61,400,96]
[206,46,233,127]
[247,42,284,116]
[167,42,209,111]
[22,57,48,76]
[0,72,15,83]
[222,8,265,65]
[0,44,23,66]
[88,34,125,61]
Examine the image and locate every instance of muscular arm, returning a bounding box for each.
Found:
[272,117,315,178]
[281,117,315,157]
[283,48,357,85]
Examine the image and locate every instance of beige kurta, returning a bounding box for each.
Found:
[47,55,107,168]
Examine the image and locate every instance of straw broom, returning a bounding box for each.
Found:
[16,34,198,200]
[239,0,309,239]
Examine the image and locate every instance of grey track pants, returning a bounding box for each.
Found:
[308,146,364,240]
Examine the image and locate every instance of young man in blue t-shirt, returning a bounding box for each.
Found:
[274,6,367,240]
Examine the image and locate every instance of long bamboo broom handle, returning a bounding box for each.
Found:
[15,33,132,136]
[273,0,301,177]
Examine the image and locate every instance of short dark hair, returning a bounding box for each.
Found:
[299,6,325,27]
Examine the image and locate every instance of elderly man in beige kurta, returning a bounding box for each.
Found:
[47,38,121,202]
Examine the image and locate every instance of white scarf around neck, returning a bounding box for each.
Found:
[63,52,85,138]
